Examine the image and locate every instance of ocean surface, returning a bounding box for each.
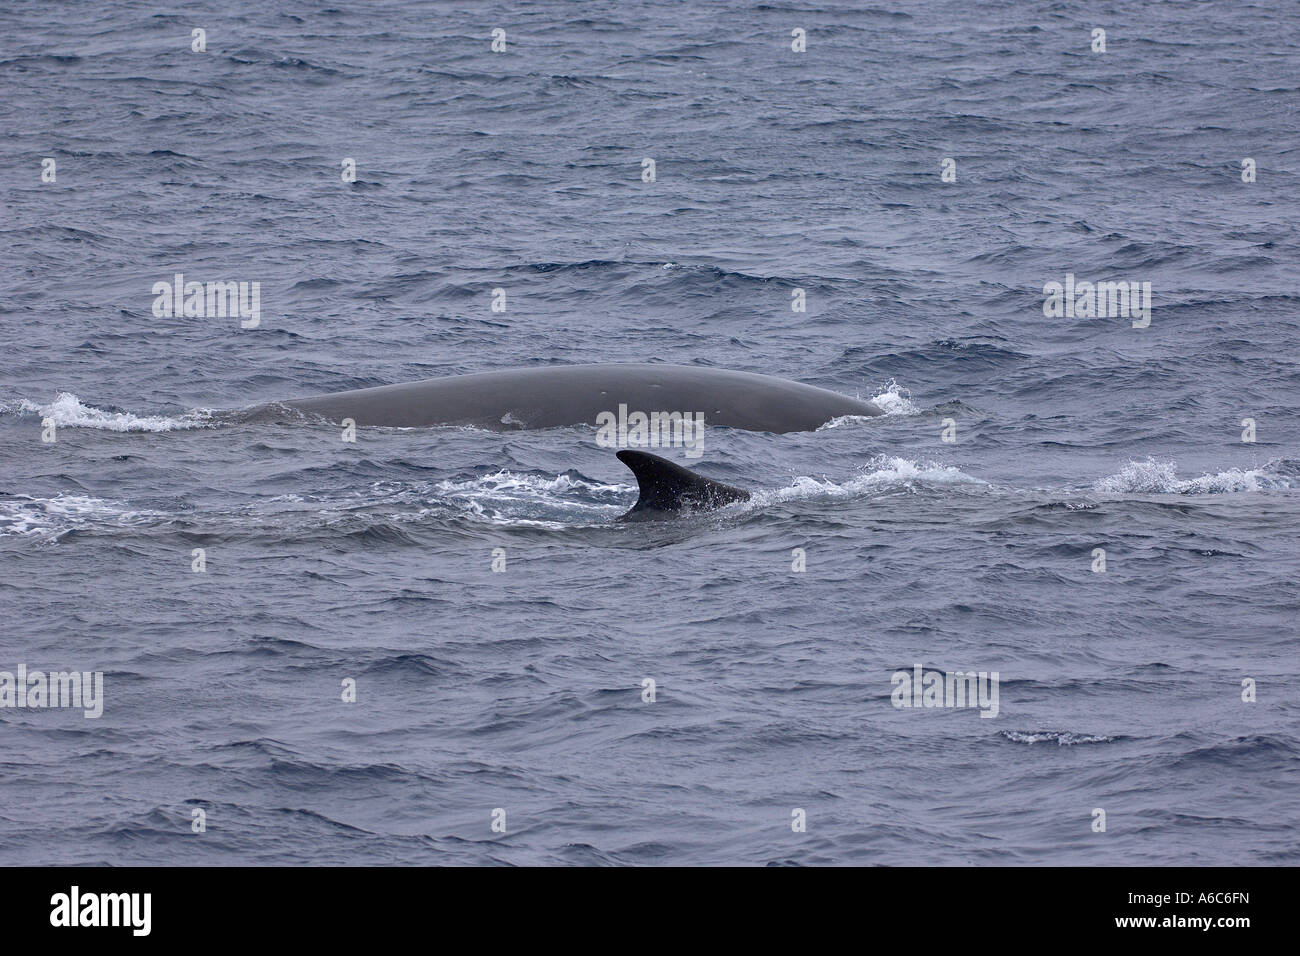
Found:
[2,0,1298,865]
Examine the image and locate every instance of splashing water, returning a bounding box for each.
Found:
[5,393,213,432]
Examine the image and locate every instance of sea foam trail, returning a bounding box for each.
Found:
[3,393,213,432]
[1093,458,1292,494]
[1001,731,1115,746]
[0,493,168,538]
[431,471,631,523]
[432,471,628,500]
[308,458,984,528]
[352,471,632,528]
[752,456,985,508]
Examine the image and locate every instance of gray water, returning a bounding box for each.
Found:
[1,0,1298,865]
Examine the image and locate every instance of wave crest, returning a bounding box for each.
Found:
[1001,730,1115,746]
[755,455,983,507]
[0,493,167,538]
[819,379,920,428]
[4,393,212,432]
[1094,458,1291,494]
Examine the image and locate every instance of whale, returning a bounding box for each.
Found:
[262,363,882,432]
[615,449,751,520]
[247,363,881,519]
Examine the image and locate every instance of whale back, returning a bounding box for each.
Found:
[271,363,881,432]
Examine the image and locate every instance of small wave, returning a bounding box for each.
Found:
[0,493,167,538]
[1000,730,1114,746]
[866,379,921,416]
[1093,458,1291,494]
[4,393,212,432]
[755,455,983,508]
[819,380,919,428]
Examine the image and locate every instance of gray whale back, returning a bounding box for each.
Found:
[273,363,881,432]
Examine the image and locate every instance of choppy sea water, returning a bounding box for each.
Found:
[2,0,1298,865]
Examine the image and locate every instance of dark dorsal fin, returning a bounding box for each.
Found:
[616,450,751,520]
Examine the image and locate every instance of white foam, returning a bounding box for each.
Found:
[1094,458,1290,495]
[0,493,167,538]
[1001,731,1114,746]
[424,470,631,526]
[866,379,920,416]
[432,471,629,499]
[819,379,919,428]
[818,414,876,430]
[6,393,212,432]
[754,455,984,507]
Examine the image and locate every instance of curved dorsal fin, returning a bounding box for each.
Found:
[616,450,751,520]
